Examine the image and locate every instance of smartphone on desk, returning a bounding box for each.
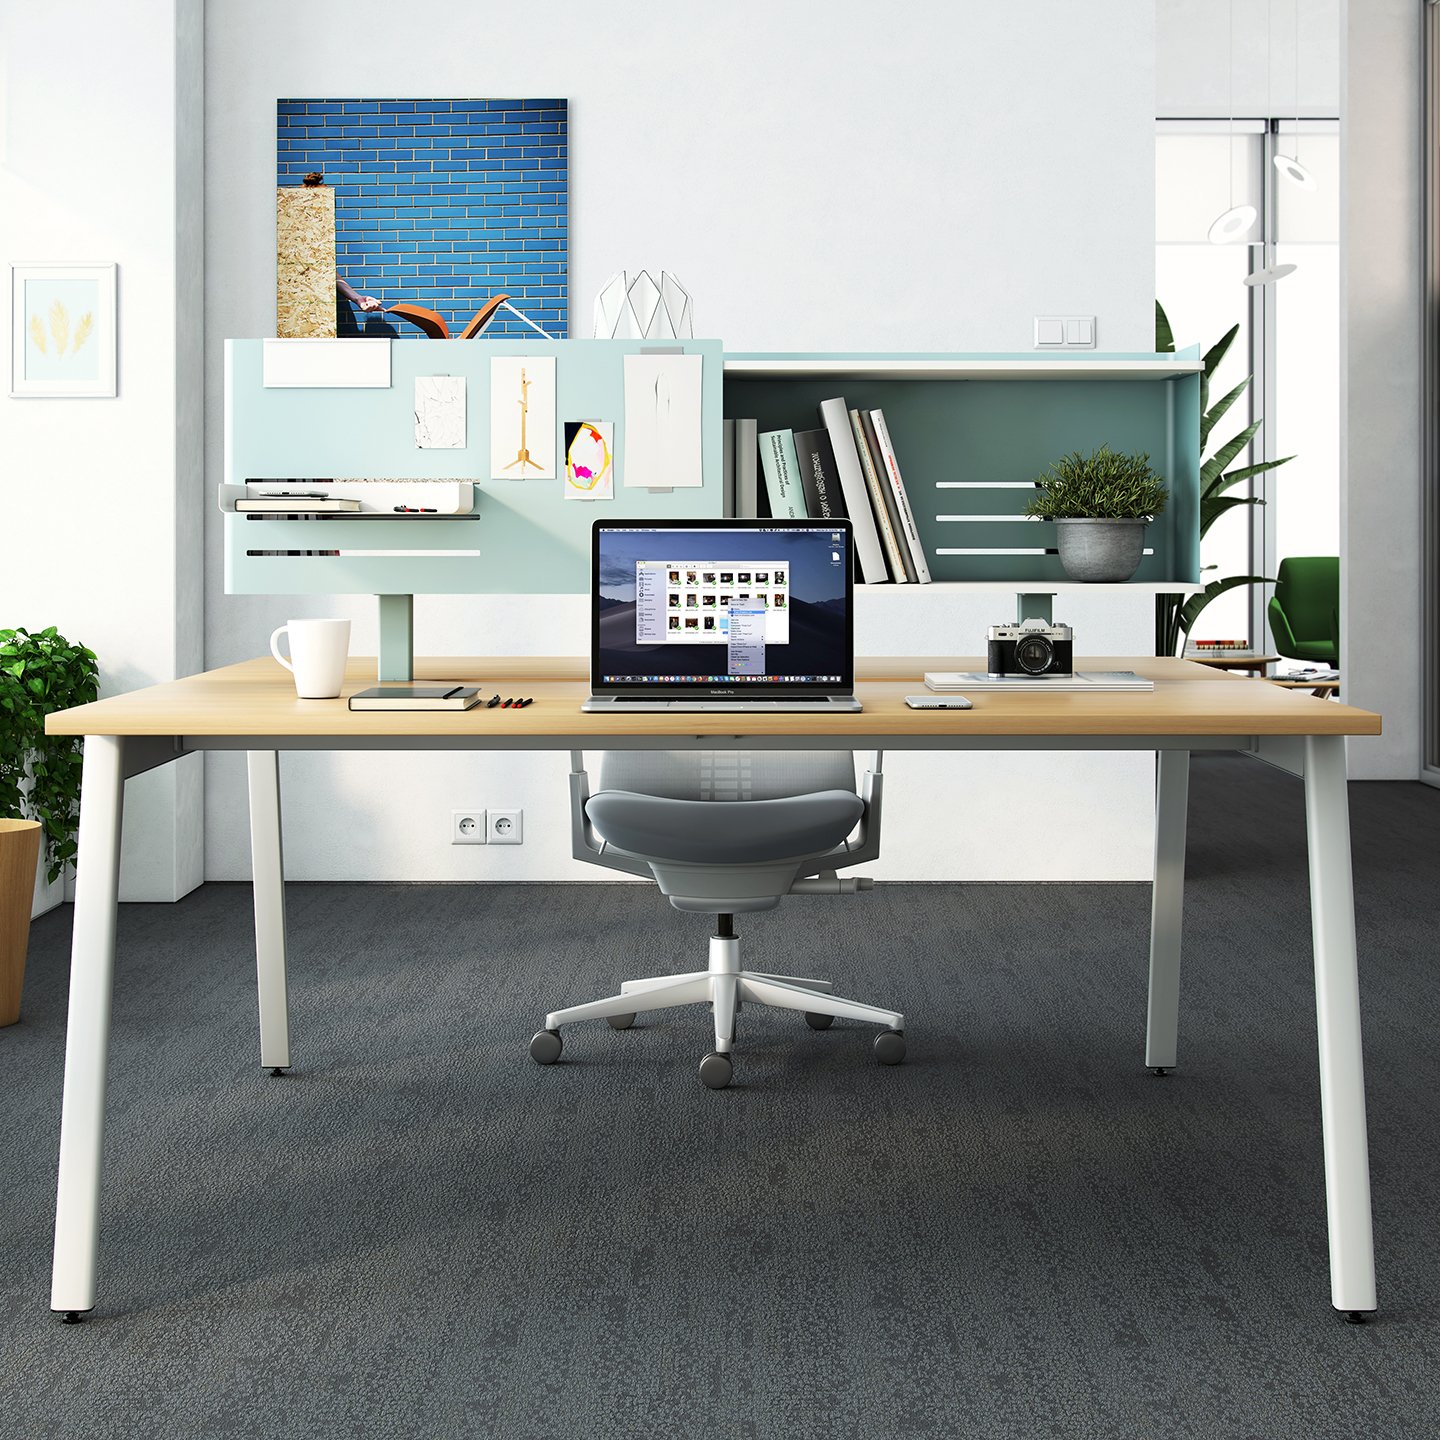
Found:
[904,695,973,710]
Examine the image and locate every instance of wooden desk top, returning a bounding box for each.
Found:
[46,656,1381,740]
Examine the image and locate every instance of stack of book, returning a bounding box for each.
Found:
[723,397,931,585]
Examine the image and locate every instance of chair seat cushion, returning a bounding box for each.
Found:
[586,789,865,866]
[1286,637,1339,663]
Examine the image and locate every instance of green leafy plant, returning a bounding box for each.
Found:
[0,626,99,884]
[1024,445,1168,521]
[1154,302,1295,655]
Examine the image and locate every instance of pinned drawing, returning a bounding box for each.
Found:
[563,421,614,500]
[414,376,466,448]
[489,355,556,478]
[622,352,703,488]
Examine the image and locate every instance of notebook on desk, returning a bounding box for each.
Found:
[582,518,862,713]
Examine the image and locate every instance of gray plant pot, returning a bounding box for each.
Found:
[1053,518,1149,583]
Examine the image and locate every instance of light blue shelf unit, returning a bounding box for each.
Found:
[224,344,1201,675]
[224,338,724,678]
[722,351,1203,601]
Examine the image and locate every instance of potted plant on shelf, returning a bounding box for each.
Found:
[1024,445,1168,583]
[0,626,99,1027]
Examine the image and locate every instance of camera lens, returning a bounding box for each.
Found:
[1014,634,1055,674]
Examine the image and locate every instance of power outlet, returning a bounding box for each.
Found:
[488,808,523,845]
[452,810,487,845]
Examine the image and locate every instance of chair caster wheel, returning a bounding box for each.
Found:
[699,1052,733,1089]
[530,1029,563,1065]
[60,1311,84,1325]
[1150,1066,1170,1077]
[269,1066,288,1077]
[606,1012,636,1031]
[874,1029,906,1065]
[804,1012,834,1030]
[1342,1310,1371,1325]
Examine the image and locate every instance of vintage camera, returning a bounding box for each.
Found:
[987,618,1074,678]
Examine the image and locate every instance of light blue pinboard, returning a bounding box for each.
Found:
[224,337,724,676]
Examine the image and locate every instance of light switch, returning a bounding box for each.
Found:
[1066,317,1095,346]
[1034,318,1065,347]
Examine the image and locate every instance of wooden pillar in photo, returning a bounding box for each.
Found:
[276,184,337,337]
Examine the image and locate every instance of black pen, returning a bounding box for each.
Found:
[392,505,438,513]
[486,694,501,708]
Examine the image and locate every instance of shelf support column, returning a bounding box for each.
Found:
[377,593,414,682]
[1015,592,1055,625]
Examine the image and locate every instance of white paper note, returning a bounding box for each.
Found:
[414,376,466,448]
[623,353,703,488]
[490,355,556,479]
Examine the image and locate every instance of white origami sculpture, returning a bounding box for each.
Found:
[593,270,694,340]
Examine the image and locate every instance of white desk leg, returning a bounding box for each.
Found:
[1304,734,1378,1320]
[50,735,126,1321]
[1145,749,1189,1074]
[247,751,290,1073]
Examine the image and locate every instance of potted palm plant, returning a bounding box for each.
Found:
[1024,445,1168,583]
[1,626,98,1026]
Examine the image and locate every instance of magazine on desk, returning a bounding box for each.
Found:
[925,671,1155,693]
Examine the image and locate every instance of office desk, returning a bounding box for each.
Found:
[44,655,1382,1321]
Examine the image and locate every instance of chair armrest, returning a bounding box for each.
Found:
[569,752,651,879]
[1267,596,1300,657]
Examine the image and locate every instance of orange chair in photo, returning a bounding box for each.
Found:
[387,293,554,340]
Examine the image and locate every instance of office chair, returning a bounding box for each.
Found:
[1267,555,1340,665]
[529,750,905,1089]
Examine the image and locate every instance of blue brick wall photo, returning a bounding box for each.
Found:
[277,98,567,339]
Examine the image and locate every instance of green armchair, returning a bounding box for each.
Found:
[1267,556,1339,665]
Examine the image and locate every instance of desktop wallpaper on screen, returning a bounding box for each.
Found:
[595,527,850,686]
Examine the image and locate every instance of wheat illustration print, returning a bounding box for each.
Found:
[27,301,94,360]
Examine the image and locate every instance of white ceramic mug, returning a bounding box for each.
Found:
[270,618,351,699]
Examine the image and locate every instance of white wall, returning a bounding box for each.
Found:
[1339,0,1422,779]
[201,0,1160,883]
[0,0,205,900]
[1157,0,1341,116]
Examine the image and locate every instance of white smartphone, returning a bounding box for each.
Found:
[904,695,973,710]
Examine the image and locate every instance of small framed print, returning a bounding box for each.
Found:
[10,263,117,398]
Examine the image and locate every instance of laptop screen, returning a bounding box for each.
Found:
[591,519,854,695]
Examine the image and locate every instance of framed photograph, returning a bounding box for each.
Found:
[9,263,117,398]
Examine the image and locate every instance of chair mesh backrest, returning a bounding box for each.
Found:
[596,750,857,801]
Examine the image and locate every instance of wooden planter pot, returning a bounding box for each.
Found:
[1,819,43,1027]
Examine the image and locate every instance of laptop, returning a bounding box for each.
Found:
[583,518,861,713]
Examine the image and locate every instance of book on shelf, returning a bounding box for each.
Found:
[818,396,889,583]
[758,429,809,519]
[734,418,759,518]
[853,409,913,583]
[235,495,361,513]
[722,419,736,518]
[868,408,931,583]
[348,684,482,711]
[792,428,848,521]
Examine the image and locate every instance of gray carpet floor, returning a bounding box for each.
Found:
[2,754,1438,1439]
